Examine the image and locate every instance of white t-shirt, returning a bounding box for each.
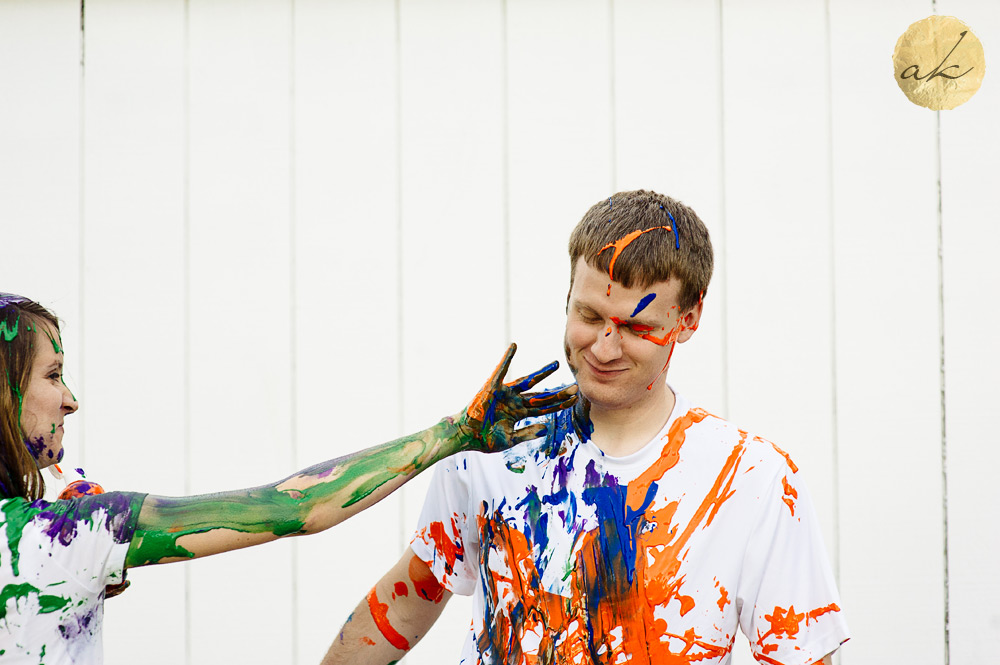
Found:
[411,394,849,665]
[0,492,145,663]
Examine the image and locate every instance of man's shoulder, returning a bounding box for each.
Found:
[675,401,802,477]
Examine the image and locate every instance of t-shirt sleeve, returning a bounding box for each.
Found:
[737,468,850,665]
[44,491,147,590]
[409,455,479,596]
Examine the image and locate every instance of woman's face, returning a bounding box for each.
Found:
[20,325,78,467]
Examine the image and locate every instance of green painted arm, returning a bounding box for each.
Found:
[126,344,576,567]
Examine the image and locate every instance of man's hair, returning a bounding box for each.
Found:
[0,294,60,500]
[568,190,713,312]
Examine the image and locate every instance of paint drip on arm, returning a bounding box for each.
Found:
[367,585,411,651]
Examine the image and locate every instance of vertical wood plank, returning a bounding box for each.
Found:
[0,0,82,469]
[80,1,188,661]
[291,0,403,662]
[395,0,506,661]
[935,3,1000,661]
[186,0,295,662]
[721,3,837,661]
[830,2,945,663]
[506,0,614,387]
[613,0,726,415]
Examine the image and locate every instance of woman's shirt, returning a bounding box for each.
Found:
[0,492,145,663]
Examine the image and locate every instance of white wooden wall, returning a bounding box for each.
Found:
[1,1,997,663]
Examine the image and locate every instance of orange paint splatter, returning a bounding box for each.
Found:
[755,603,842,661]
[414,516,464,576]
[762,438,799,474]
[599,226,673,295]
[473,407,742,664]
[408,554,445,604]
[466,354,508,421]
[367,586,410,651]
[805,603,840,625]
[781,476,798,516]
[394,581,409,598]
[715,580,730,612]
[361,636,376,646]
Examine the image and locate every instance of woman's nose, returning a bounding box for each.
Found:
[62,385,79,414]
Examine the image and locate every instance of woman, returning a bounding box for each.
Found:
[0,293,576,663]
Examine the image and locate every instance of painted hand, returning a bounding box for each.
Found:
[460,343,578,452]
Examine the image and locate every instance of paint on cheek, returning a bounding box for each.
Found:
[23,436,47,461]
[367,586,411,651]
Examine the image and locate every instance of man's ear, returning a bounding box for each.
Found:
[676,299,704,343]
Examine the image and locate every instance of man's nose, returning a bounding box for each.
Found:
[591,325,623,363]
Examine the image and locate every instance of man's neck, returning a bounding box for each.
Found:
[588,387,676,458]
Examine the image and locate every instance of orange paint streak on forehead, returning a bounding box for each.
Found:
[597,226,673,284]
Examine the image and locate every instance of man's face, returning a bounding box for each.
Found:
[563,258,701,415]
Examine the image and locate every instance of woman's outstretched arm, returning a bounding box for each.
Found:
[125,344,576,567]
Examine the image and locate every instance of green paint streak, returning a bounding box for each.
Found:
[50,423,56,434]
[0,583,71,620]
[127,529,196,565]
[60,375,76,402]
[0,314,19,342]
[6,369,23,421]
[44,329,62,355]
[127,417,474,567]
[2,500,33,577]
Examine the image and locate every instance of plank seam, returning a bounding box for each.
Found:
[289,1,300,662]
[717,0,729,419]
[822,0,841,590]
[182,1,193,662]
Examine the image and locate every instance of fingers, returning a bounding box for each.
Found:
[525,395,578,417]
[467,344,517,424]
[490,343,517,389]
[524,385,578,409]
[506,360,560,392]
[511,422,547,445]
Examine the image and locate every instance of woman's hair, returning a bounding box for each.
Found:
[0,294,60,500]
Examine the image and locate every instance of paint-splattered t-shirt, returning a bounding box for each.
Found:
[412,393,849,665]
[0,492,146,663]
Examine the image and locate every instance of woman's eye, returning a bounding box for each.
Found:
[48,372,61,381]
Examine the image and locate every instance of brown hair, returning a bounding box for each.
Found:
[0,294,60,500]
[568,190,713,312]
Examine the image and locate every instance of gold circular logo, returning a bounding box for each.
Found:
[892,15,985,110]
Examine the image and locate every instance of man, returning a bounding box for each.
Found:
[321,190,849,665]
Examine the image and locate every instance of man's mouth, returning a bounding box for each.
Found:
[584,357,626,378]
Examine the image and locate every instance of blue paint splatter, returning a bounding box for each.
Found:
[659,204,680,249]
[630,293,656,317]
[510,361,559,392]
